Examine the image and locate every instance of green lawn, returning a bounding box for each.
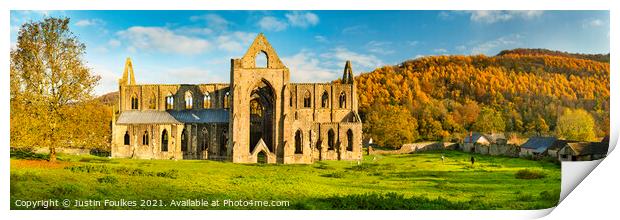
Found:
[10,150,560,210]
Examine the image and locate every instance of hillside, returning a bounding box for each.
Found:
[356,51,610,147]
[97,91,119,106]
[497,48,610,63]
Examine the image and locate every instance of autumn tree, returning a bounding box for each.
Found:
[555,108,596,141]
[364,104,418,149]
[471,107,505,133]
[10,17,100,162]
[354,50,609,141]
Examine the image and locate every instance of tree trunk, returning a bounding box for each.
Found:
[49,146,57,162]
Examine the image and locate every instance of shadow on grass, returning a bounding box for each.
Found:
[10,149,49,161]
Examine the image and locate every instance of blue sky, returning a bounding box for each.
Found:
[10,10,610,95]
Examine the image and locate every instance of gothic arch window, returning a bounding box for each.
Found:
[224,91,230,109]
[161,129,168,152]
[303,90,311,108]
[181,129,188,152]
[347,129,353,151]
[289,90,293,107]
[203,93,211,109]
[321,91,329,108]
[339,92,347,109]
[328,129,335,150]
[201,127,209,152]
[295,130,303,154]
[142,131,149,146]
[124,131,130,145]
[185,91,193,109]
[165,93,174,110]
[131,95,139,110]
[256,51,268,68]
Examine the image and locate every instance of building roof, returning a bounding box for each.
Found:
[117,111,181,124]
[521,136,557,153]
[117,109,229,125]
[548,139,578,151]
[464,133,488,144]
[566,142,609,156]
[170,109,229,123]
[485,133,506,143]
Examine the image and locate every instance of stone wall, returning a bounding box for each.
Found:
[459,143,520,157]
[369,142,457,155]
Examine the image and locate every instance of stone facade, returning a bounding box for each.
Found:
[111,34,363,164]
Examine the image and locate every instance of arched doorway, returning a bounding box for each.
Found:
[249,80,275,153]
[257,151,267,164]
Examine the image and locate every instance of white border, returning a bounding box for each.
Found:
[2,1,616,220]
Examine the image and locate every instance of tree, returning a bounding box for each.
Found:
[555,108,596,141]
[364,104,418,149]
[472,107,505,133]
[10,17,100,162]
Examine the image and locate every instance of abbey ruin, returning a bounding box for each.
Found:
[111,34,363,164]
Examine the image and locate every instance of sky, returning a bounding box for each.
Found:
[10,10,610,95]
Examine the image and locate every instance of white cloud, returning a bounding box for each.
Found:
[407,41,420,47]
[285,11,319,28]
[365,41,394,55]
[75,19,105,27]
[91,65,120,95]
[582,19,604,28]
[469,11,543,24]
[438,11,452,20]
[433,48,448,54]
[257,16,288,32]
[321,47,383,70]
[470,34,522,55]
[189,14,229,30]
[341,25,367,34]
[216,31,257,53]
[174,27,214,35]
[282,50,337,82]
[117,26,210,55]
[315,35,328,43]
[455,45,467,51]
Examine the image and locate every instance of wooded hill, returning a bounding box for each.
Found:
[355,50,609,148]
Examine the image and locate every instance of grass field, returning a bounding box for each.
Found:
[10,150,561,210]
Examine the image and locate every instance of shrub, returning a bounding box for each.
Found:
[515,169,546,179]
[97,175,118,184]
[10,148,49,160]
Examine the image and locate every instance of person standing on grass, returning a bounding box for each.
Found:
[441,154,445,164]
[470,156,475,165]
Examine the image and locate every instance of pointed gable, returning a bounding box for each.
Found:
[342,60,354,84]
[120,57,136,85]
[239,33,286,69]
